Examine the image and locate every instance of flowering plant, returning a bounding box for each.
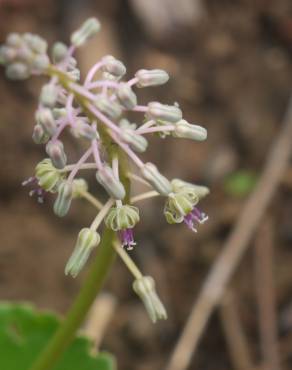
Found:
[0,17,209,370]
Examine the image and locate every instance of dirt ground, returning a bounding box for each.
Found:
[0,1,292,369]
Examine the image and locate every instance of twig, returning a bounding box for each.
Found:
[82,293,117,354]
[254,218,281,370]
[165,96,292,370]
[220,291,254,370]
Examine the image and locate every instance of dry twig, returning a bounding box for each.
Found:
[165,96,292,370]
[254,218,281,370]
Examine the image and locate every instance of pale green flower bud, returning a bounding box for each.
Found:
[32,124,50,144]
[52,42,68,63]
[120,127,148,153]
[0,46,16,64]
[141,162,171,196]
[70,120,98,140]
[173,120,207,141]
[72,178,88,198]
[6,33,22,47]
[101,55,126,77]
[5,62,30,80]
[36,108,56,136]
[133,276,167,323]
[71,18,100,47]
[96,165,126,200]
[46,140,67,169]
[35,158,63,192]
[31,54,50,73]
[40,84,58,108]
[135,69,169,88]
[171,179,209,199]
[94,96,122,120]
[65,228,100,278]
[164,191,198,224]
[54,181,73,217]
[23,33,47,54]
[52,108,67,119]
[117,83,137,109]
[147,102,182,123]
[105,205,140,231]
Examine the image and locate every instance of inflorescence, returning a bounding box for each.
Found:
[0,18,209,323]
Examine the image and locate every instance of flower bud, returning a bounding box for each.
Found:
[117,83,137,109]
[53,181,73,217]
[36,108,57,136]
[40,84,58,108]
[171,179,209,199]
[133,276,167,323]
[120,128,148,153]
[70,18,100,47]
[0,46,16,65]
[135,69,169,88]
[65,228,100,277]
[173,120,207,141]
[147,102,182,123]
[96,165,126,200]
[6,33,22,47]
[5,62,30,80]
[67,68,80,81]
[31,54,50,73]
[35,158,63,192]
[46,140,67,169]
[52,108,67,119]
[32,124,50,144]
[23,33,47,54]
[52,42,68,63]
[72,178,88,198]
[94,96,122,120]
[101,55,126,77]
[70,120,98,140]
[141,162,171,196]
[105,205,140,231]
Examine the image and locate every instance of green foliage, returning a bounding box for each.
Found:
[224,170,257,198]
[0,303,115,370]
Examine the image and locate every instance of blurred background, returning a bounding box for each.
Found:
[0,0,292,369]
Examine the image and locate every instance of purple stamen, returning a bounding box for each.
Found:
[22,176,47,203]
[183,206,208,232]
[118,228,136,250]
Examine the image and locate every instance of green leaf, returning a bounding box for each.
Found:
[224,170,257,198]
[0,303,115,370]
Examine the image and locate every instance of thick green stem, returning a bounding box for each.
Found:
[29,228,116,370]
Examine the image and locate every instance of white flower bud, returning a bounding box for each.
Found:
[72,178,88,198]
[5,62,30,80]
[171,178,210,199]
[52,42,68,63]
[23,33,47,54]
[31,54,50,74]
[141,162,171,196]
[117,83,137,109]
[54,181,73,217]
[6,33,22,47]
[40,84,58,108]
[0,46,16,65]
[94,96,122,120]
[173,120,207,141]
[65,228,100,278]
[71,18,100,47]
[135,69,169,88]
[147,102,182,123]
[36,108,56,136]
[133,276,167,323]
[101,55,126,77]
[46,140,67,169]
[96,165,126,200]
[70,120,98,140]
[120,124,148,153]
[52,108,67,119]
[32,124,50,144]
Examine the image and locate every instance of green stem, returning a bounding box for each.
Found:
[29,228,116,370]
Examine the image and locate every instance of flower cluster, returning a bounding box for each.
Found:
[0,18,209,322]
